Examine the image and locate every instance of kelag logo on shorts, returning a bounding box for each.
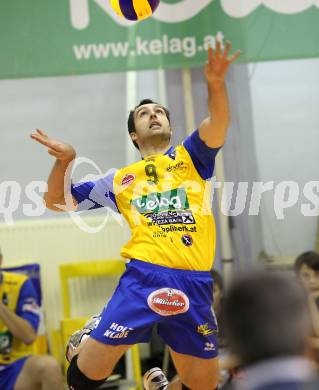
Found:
[147,288,189,316]
[131,188,189,214]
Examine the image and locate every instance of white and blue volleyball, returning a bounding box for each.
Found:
[110,0,160,21]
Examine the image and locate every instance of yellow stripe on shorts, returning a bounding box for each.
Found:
[133,0,153,20]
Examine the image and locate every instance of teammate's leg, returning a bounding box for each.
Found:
[14,355,64,390]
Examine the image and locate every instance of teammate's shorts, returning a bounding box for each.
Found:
[0,356,28,390]
[90,259,218,359]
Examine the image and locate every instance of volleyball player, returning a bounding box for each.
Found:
[31,42,240,390]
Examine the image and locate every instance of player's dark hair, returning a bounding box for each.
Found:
[224,271,310,366]
[127,99,170,150]
[294,251,319,273]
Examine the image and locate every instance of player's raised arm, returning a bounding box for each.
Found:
[30,129,77,211]
[199,41,241,148]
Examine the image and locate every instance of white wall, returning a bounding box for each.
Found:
[249,58,319,256]
[0,73,127,222]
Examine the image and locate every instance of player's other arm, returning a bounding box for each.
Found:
[0,280,40,345]
[199,42,240,148]
[31,130,118,212]
[0,301,36,345]
[30,129,77,211]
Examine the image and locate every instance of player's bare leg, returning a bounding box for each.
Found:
[167,376,182,390]
[14,355,64,390]
[170,349,219,390]
[66,314,132,388]
[75,338,131,379]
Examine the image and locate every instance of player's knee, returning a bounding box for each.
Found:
[41,355,61,375]
[67,354,108,390]
[29,355,61,378]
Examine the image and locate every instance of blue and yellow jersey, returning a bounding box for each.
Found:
[0,272,40,365]
[72,130,220,271]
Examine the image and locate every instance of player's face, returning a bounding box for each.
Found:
[132,104,171,148]
[299,264,319,293]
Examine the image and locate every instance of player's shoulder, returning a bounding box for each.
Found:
[120,159,143,172]
[172,141,199,170]
[114,160,144,176]
[176,143,190,156]
[2,271,28,285]
[114,160,142,182]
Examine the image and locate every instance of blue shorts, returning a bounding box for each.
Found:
[0,357,28,390]
[91,260,218,359]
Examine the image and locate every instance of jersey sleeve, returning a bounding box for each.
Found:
[71,169,119,213]
[16,279,40,332]
[183,129,221,180]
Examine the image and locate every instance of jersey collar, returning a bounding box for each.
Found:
[165,146,174,156]
[141,146,174,160]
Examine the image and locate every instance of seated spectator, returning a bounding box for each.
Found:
[0,248,64,390]
[223,271,319,390]
[294,251,319,337]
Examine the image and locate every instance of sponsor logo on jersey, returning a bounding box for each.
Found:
[146,210,195,226]
[168,151,176,160]
[131,188,189,214]
[145,157,156,163]
[159,225,197,233]
[166,161,187,172]
[2,292,8,306]
[0,331,12,354]
[204,342,215,351]
[197,323,217,336]
[121,173,135,186]
[152,230,167,238]
[104,322,133,339]
[147,288,189,316]
[22,298,40,315]
[181,234,193,246]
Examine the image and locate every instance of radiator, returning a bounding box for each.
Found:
[0,215,130,336]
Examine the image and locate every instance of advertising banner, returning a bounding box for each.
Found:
[1,0,318,78]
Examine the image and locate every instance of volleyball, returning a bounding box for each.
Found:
[110,0,160,21]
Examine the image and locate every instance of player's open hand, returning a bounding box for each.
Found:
[205,41,241,86]
[30,129,76,162]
